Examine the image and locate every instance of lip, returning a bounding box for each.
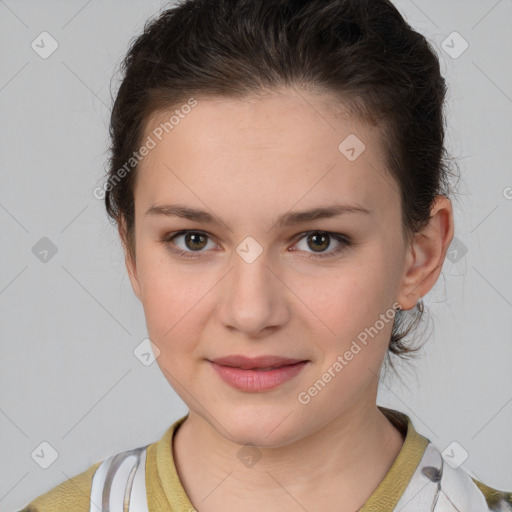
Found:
[210,355,306,370]
[208,355,309,392]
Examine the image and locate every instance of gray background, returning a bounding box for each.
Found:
[1,0,511,509]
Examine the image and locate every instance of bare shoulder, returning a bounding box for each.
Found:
[471,477,512,511]
[17,460,102,512]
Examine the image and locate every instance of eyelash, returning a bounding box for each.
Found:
[161,230,351,260]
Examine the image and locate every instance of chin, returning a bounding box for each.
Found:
[218,409,306,449]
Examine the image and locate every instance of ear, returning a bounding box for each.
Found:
[397,195,454,311]
[118,217,142,302]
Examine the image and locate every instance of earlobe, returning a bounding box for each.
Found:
[397,196,454,311]
[397,247,421,311]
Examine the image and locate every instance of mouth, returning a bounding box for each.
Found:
[209,354,307,370]
[208,357,309,392]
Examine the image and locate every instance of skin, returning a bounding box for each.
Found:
[121,87,454,511]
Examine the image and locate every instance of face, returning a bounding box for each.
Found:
[123,88,444,447]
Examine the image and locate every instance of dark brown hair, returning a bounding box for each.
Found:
[103,0,459,379]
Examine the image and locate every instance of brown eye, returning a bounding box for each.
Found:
[163,230,216,258]
[182,232,208,251]
[293,231,351,259]
[307,232,330,252]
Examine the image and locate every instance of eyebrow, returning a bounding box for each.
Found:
[145,203,371,230]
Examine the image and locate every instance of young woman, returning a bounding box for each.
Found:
[20,0,511,510]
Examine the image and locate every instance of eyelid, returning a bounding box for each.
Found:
[290,231,351,259]
[163,230,220,256]
[162,229,351,259]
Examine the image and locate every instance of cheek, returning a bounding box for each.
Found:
[300,264,397,388]
[137,252,212,348]
[141,275,202,382]
[300,263,391,337]
[139,267,178,331]
[142,279,202,340]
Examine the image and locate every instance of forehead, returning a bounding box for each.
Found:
[136,89,397,221]
[145,88,377,149]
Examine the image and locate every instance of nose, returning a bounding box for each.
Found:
[216,248,289,338]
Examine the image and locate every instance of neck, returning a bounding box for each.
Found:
[172,401,405,511]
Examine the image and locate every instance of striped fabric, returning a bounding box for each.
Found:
[88,446,150,512]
